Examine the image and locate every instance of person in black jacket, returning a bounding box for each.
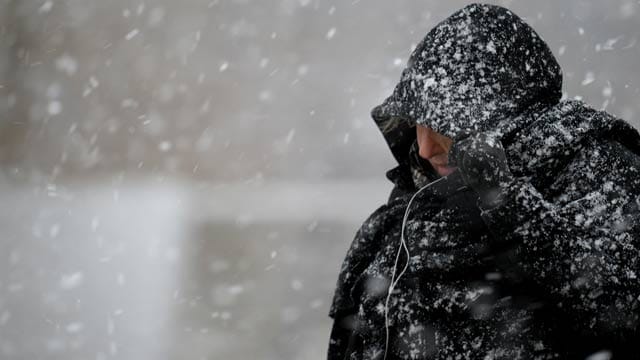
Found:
[328,3,640,359]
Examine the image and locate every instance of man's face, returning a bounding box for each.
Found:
[416,125,457,177]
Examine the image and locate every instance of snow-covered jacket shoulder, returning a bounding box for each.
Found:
[481,100,640,345]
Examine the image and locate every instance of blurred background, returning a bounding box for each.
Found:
[0,0,638,359]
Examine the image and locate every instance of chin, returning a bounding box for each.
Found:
[436,165,457,177]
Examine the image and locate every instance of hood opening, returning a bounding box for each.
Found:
[372,3,563,168]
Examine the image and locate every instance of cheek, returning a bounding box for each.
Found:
[436,137,453,156]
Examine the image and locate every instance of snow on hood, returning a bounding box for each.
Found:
[372,3,562,167]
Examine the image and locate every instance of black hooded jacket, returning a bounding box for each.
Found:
[328,4,640,360]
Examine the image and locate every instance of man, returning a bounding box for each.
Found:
[328,3,640,359]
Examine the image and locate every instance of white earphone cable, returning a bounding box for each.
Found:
[382,180,435,360]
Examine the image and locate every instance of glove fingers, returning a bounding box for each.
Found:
[448,137,473,167]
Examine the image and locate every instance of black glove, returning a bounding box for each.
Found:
[448,132,514,209]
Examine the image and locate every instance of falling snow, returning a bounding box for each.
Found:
[125,29,139,40]
[326,27,337,40]
[2,1,639,360]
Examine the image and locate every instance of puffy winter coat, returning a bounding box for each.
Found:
[328,3,640,360]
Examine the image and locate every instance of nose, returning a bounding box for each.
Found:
[418,128,443,160]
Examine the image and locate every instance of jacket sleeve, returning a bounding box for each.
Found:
[479,139,640,339]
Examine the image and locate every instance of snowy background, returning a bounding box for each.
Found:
[0,1,639,359]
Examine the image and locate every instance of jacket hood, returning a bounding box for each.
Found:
[372,3,563,168]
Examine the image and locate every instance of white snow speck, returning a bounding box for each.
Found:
[578,27,585,35]
[109,341,118,356]
[60,272,84,290]
[158,141,172,152]
[297,64,309,76]
[91,216,100,232]
[121,98,139,108]
[585,350,612,360]
[285,129,295,144]
[219,62,229,72]
[47,101,62,115]
[310,299,323,309]
[39,1,53,13]
[228,285,244,295]
[148,7,165,27]
[602,37,621,51]
[486,40,496,54]
[291,279,303,291]
[220,311,232,320]
[66,322,84,334]
[125,29,139,40]
[258,90,272,102]
[326,27,337,40]
[409,323,425,335]
[393,58,403,67]
[581,72,595,86]
[49,223,61,238]
[55,54,78,76]
[627,270,637,279]
[558,45,566,56]
[424,77,437,88]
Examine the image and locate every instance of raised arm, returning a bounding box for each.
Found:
[453,134,640,339]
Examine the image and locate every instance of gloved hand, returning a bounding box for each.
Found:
[448,132,514,209]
